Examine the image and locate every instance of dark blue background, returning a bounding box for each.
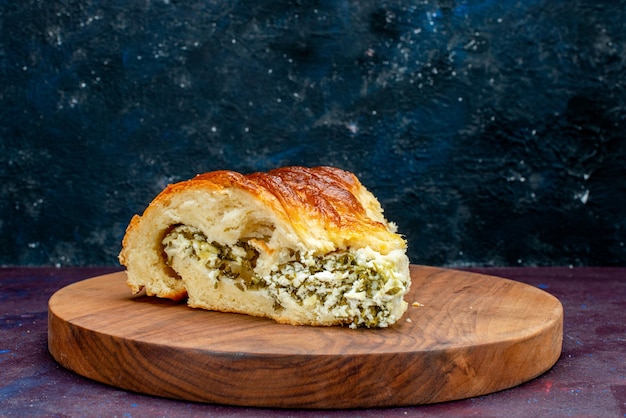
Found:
[1,0,624,267]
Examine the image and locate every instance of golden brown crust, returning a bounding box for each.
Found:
[259,166,404,253]
[121,166,404,259]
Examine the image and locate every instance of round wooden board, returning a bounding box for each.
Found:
[48,265,563,409]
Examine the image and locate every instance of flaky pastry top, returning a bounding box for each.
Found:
[123,166,405,257]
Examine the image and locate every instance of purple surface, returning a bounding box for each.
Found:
[1,266,625,416]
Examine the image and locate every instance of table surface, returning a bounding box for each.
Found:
[1,266,624,417]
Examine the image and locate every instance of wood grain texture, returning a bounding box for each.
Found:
[47,265,563,409]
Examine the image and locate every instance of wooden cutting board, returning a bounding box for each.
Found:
[48,265,562,409]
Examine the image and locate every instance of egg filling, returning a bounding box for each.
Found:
[162,224,409,328]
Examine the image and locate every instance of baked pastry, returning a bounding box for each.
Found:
[119,166,410,328]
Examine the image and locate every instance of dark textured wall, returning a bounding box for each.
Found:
[1,0,625,267]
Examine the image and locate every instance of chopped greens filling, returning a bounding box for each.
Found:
[162,224,407,328]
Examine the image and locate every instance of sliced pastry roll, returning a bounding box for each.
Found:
[118,166,411,328]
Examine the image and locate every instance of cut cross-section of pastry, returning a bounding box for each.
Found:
[118,166,411,328]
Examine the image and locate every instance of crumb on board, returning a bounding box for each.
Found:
[405,317,412,323]
[412,301,424,307]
